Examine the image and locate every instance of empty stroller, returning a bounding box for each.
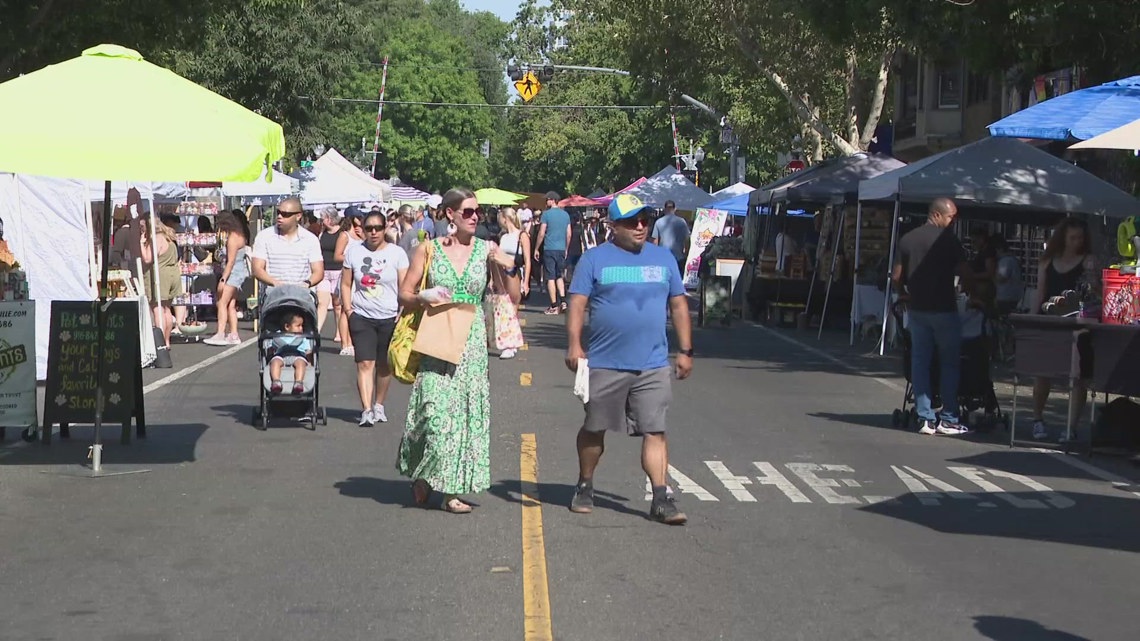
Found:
[253,285,327,430]
[890,300,1009,432]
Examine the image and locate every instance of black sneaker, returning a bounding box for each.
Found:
[569,483,594,513]
[650,497,688,525]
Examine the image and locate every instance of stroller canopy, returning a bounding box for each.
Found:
[261,285,317,322]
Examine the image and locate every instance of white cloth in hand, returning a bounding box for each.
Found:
[417,286,452,305]
[573,358,589,404]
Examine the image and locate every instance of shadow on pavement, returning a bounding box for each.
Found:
[973,615,1092,641]
[860,490,1140,554]
[0,423,209,466]
[487,479,646,518]
[334,476,418,508]
[808,411,895,430]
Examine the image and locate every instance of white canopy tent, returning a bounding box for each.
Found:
[222,168,297,204]
[1,174,159,379]
[857,136,1140,352]
[292,148,391,207]
[623,166,714,211]
[711,182,755,198]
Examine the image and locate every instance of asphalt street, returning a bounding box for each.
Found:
[2,301,1139,641]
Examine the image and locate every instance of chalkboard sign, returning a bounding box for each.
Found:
[43,300,145,444]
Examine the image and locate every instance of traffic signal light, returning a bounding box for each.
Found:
[507,63,521,81]
[540,65,554,82]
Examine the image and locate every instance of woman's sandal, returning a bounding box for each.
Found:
[441,496,473,514]
[412,479,431,506]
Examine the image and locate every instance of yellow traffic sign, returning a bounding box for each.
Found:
[514,71,542,103]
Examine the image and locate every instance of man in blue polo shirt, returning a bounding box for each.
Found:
[565,194,694,525]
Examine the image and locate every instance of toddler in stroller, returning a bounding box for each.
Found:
[891,299,1008,433]
[253,284,327,430]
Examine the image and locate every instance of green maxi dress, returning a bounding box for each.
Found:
[397,238,491,495]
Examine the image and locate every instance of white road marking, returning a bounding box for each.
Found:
[890,466,942,506]
[753,462,812,503]
[948,466,1048,509]
[903,466,980,501]
[983,468,1076,509]
[704,461,757,502]
[666,465,719,501]
[142,337,257,394]
[1031,449,1140,500]
[786,463,862,504]
[754,325,1140,502]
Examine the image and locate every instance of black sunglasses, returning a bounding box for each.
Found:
[458,207,481,219]
[276,208,302,218]
[362,224,385,232]
[616,215,651,228]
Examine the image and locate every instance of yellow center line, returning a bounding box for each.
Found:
[520,433,553,641]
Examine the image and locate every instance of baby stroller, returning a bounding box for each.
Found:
[890,300,1009,432]
[252,284,327,430]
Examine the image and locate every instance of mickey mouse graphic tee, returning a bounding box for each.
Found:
[344,242,409,320]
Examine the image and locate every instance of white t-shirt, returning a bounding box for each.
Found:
[518,207,533,223]
[251,226,322,287]
[344,242,409,320]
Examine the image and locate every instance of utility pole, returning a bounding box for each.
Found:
[508,62,741,183]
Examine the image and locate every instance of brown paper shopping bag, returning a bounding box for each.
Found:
[412,303,478,364]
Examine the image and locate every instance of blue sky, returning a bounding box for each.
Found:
[460,0,520,21]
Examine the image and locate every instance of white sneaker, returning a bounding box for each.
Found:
[500,349,517,360]
[936,420,970,436]
[1032,420,1049,440]
[372,404,387,423]
[918,420,937,435]
[358,410,374,427]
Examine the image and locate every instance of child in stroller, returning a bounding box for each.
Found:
[253,284,327,429]
[267,312,313,396]
[891,297,1008,433]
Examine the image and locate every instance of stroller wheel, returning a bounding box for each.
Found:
[907,409,919,431]
[891,409,903,428]
[253,407,266,431]
[320,407,328,426]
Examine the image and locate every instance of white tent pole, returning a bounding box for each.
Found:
[82,183,98,296]
[819,205,845,340]
[850,200,863,345]
[878,195,902,356]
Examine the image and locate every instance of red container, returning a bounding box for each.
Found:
[1101,268,1140,324]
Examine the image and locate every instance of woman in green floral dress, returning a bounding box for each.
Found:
[397,188,521,513]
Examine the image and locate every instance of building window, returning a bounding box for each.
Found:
[967,72,990,105]
[937,65,961,109]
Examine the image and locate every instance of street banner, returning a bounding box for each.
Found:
[683,208,729,289]
[0,300,36,427]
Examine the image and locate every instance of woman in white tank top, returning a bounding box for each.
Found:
[492,207,530,358]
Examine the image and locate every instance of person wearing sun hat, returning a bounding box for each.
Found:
[563,193,694,525]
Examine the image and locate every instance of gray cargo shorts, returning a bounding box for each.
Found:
[583,366,672,435]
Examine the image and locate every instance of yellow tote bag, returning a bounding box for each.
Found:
[388,241,435,383]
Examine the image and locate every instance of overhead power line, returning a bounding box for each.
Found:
[298,96,692,110]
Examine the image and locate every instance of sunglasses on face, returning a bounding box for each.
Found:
[362,224,385,232]
[276,209,302,218]
[616,215,651,228]
[456,207,481,219]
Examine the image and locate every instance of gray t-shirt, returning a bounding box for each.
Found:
[344,242,409,320]
[652,213,690,260]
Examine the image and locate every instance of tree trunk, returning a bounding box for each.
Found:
[859,47,897,149]
[844,47,859,148]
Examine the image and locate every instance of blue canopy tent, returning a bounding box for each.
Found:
[705,191,811,217]
[988,75,1140,140]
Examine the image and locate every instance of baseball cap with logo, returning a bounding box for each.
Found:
[607,194,652,221]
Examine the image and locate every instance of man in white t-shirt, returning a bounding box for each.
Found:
[251,197,324,293]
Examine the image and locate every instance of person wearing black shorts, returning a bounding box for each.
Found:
[341,212,410,427]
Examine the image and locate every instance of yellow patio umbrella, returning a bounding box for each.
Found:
[475,187,527,206]
[0,44,285,473]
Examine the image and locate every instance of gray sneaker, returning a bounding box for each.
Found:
[372,404,387,423]
[569,482,594,513]
[650,496,687,525]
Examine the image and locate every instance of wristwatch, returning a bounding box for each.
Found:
[678,348,694,357]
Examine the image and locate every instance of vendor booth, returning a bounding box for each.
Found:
[622,166,714,211]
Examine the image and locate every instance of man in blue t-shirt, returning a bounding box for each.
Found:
[535,191,572,315]
[565,193,694,525]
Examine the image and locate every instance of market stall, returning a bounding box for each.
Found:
[293,148,391,207]
[858,135,1140,354]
